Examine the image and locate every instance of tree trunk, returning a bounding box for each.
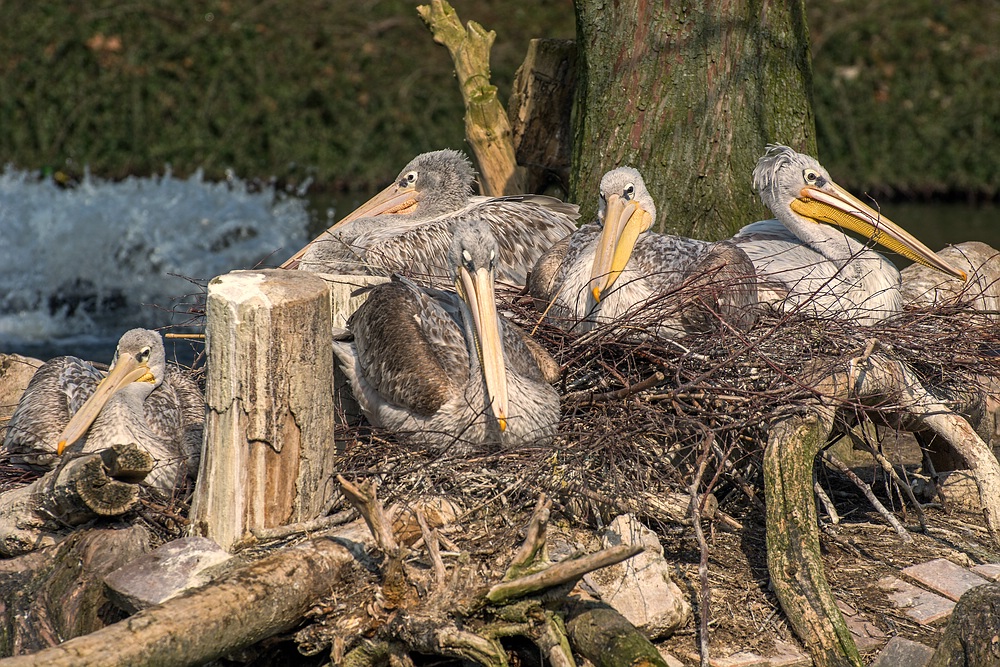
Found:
[571,0,816,237]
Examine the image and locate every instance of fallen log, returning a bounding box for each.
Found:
[0,444,153,557]
[0,534,356,667]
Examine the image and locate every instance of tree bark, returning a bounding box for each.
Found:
[0,535,355,667]
[565,601,668,667]
[927,582,1000,667]
[571,0,816,237]
[0,525,150,657]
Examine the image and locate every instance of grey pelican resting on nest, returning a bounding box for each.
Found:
[733,145,967,324]
[527,167,759,338]
[901,241,1000,317]
[333,218,560,454]
[284,149,578,286]
[1,329,203,494]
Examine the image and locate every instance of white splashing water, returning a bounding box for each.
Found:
[0,166,309,360]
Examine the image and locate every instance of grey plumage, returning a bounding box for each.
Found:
[528,167,758,338]
[2,329,203,494]
[333,218,560,454]
[292,150,578,286]
[733,144,966,324]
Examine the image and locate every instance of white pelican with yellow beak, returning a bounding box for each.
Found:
[734,145,967,324]
[333,218,560,454]
[284,149,577,287]
[1,328,204,494]
[528,167,758,337]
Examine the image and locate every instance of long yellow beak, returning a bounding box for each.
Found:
[457,265,509,432]
[56,353,156,455]
[589,194,654,302]
[790,184,967,281]
[280,181,420,269]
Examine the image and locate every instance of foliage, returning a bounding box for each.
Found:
[1,1,996,198]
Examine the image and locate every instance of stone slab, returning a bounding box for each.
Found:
[878,576,955,625]
[707,642,810,667]
[902,558,990,601]
[104,536,232,613]
[972,563,1000,581]
[837,598,887,652]
[870,636,934,667]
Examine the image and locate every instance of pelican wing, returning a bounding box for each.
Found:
[502,323,561,384]
[353,195,578,286]
[2,356,103,464]
[901,241,1000,314]
[349,278,468,416]
[143,366,205,467]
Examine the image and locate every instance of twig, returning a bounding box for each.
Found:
[821,451,911,542]
[814,480,840,525]
[251,509,355,541]
[415,509,447,587]
[562,371,664,405]
[690,433,713,667]
[487,544,642,605]
[337,475,400,554]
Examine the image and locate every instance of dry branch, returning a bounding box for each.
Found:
[417,0,526,195]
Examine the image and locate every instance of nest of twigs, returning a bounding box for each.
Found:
[330,274,1000,552]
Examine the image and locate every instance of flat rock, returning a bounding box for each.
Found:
[870,636,934,667]
[971,563,1000,581]
[878,576,955,624]
[902,558,990,601]
[705,641,810,667]
[104,536,232,613]
[583,514,691,640]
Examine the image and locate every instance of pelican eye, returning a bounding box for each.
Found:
[803,168,821,184]
[462,249,474,269]
[402,170,418,187]
[137,346,151,363]
[623,183,635,200]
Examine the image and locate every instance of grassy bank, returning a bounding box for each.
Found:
[1,1,996,198]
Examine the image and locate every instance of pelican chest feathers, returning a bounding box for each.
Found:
[527,167,758,338]
[1,329,204,495]
[733,144,967,324]
[289,149,578,286]
[332,218,560,454]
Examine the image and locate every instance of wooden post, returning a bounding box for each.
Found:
[189,270,387,551]
[189,269,336,550]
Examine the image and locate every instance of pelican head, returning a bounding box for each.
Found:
[449,219,509,433]
[56,328,166,455]
[753,145,966,280]
[590,167,656,302]
[335,149,476,227]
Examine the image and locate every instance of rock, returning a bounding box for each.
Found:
[104,536,232,613]
[878,576,955,625]
[902,558,990,602]
[582,514,691,640]
[871,637,934,667]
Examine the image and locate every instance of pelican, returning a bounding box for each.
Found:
[333,218,560,454]
[527,167,759,338]
[284,149,578,286]
[733,145,967,324]
[1,329,203,494]
[901,241,1000,317]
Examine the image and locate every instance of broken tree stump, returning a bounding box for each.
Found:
[508,38,576,194]
[189,269,338,550]
[417,0,526,196]
[927,581,1000,667]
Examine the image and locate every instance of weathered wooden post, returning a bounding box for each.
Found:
[189,269,385,551]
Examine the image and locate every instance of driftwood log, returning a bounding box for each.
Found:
[765,352,1000,667]
[0,444,153,557]
[417,0,526,196]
